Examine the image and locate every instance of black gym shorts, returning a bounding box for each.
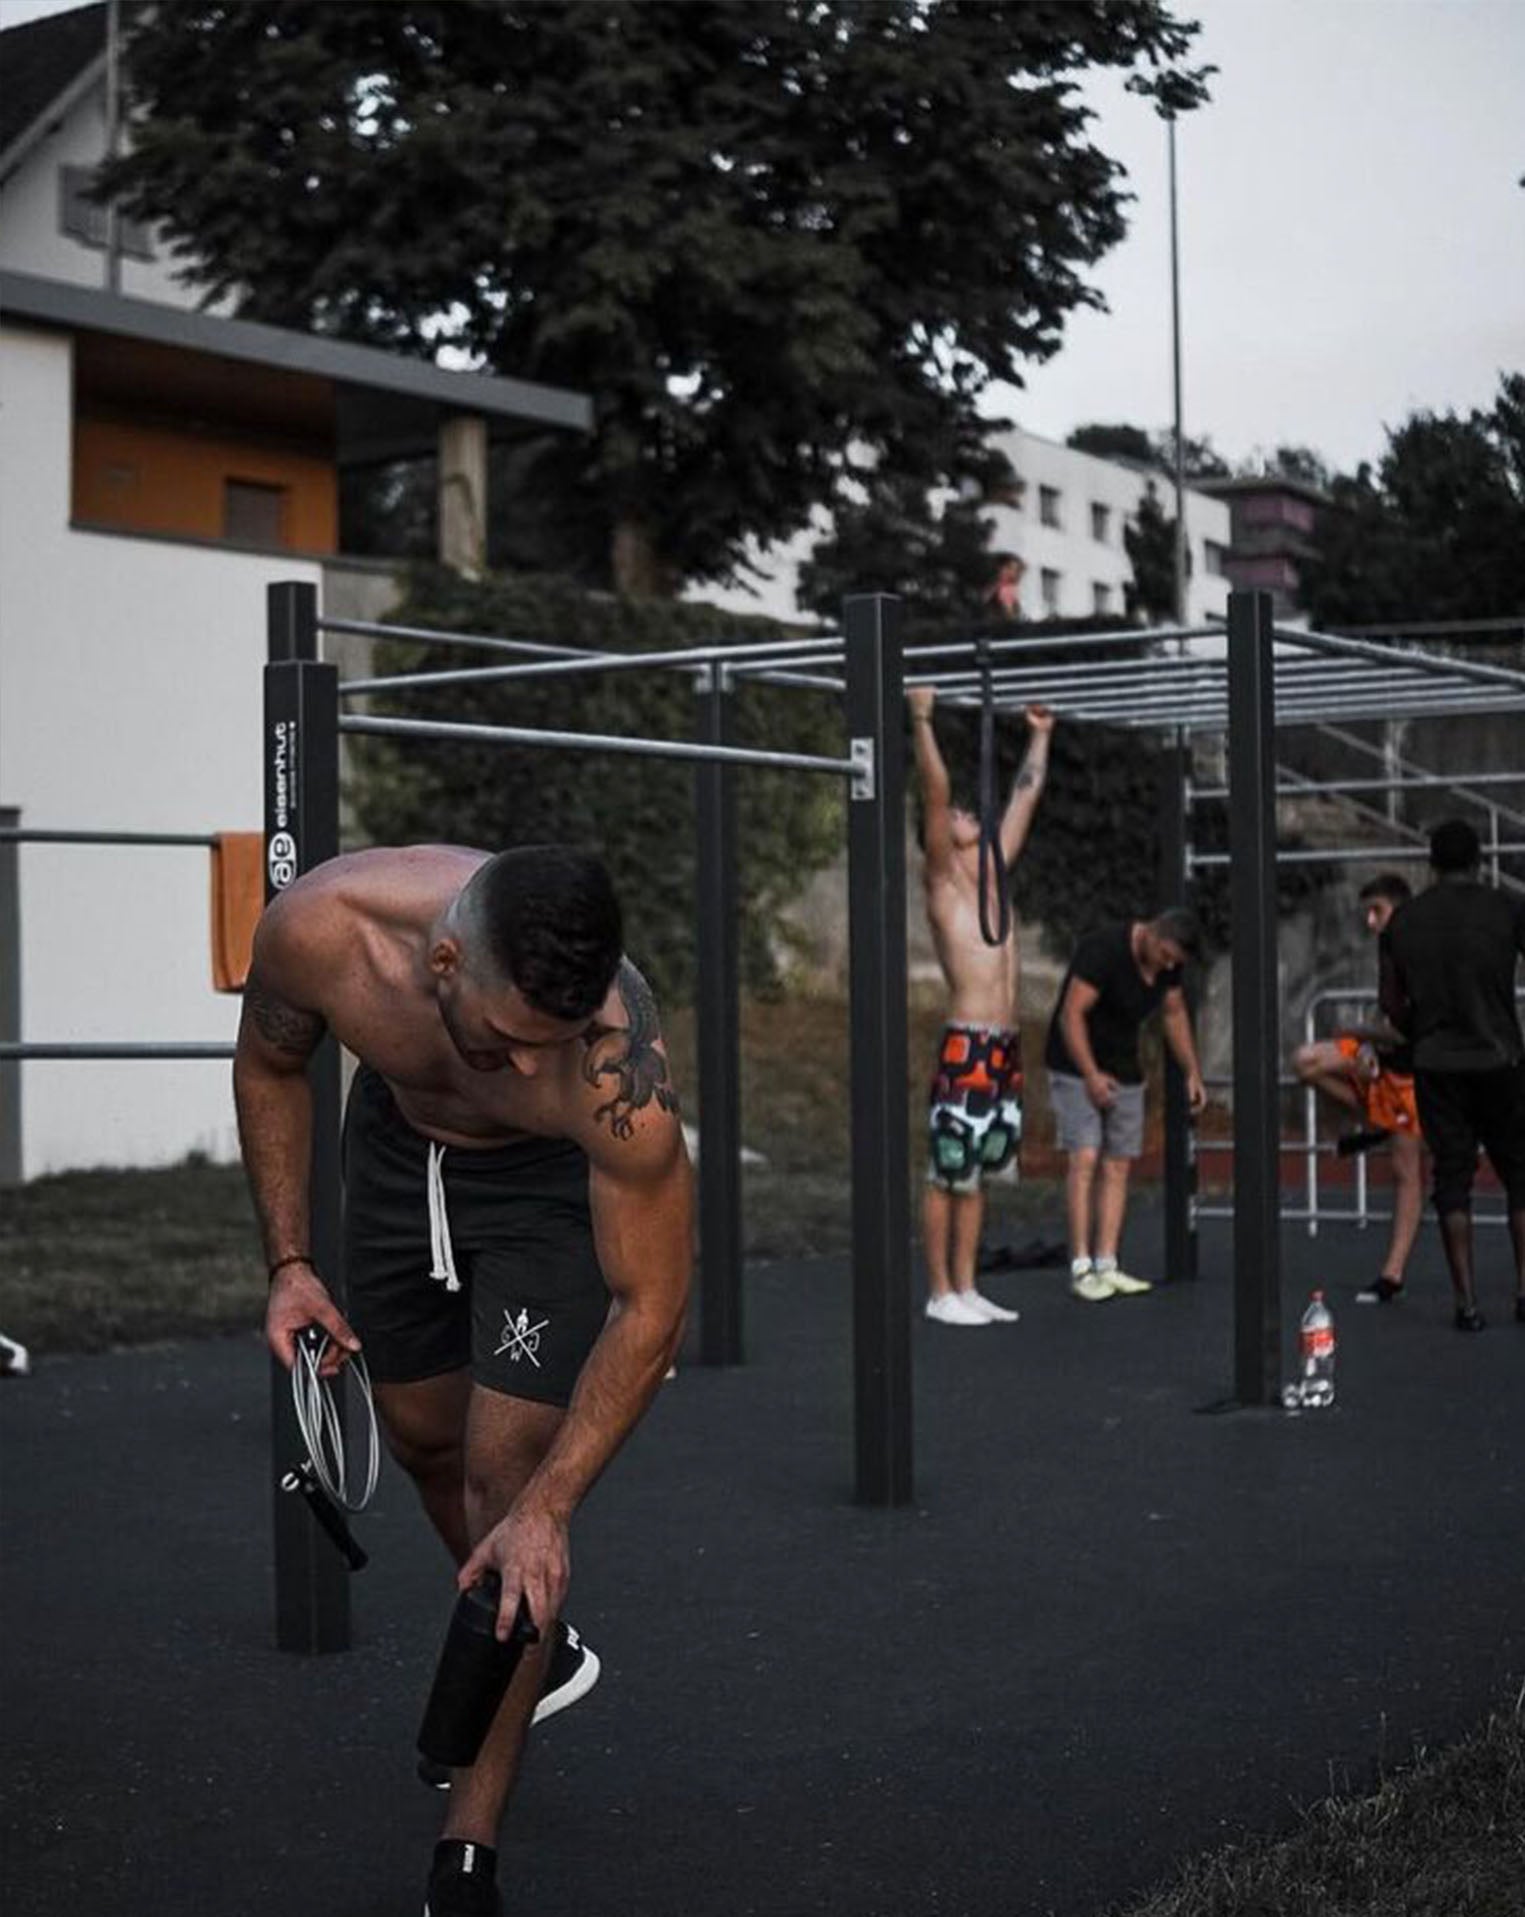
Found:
[340,1065,611,1406]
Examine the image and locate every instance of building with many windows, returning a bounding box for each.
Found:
[693,426,1233,628]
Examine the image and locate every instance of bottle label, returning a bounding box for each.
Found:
[1301,1326,1335,1360]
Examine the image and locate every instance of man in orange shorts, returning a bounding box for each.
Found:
[1292,874,1423,1303]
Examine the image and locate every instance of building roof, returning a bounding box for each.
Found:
[1195,472,1330,509]
[0,3,105,175]
[0,267,594,445]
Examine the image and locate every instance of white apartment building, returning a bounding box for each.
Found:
[690,427,1232,628]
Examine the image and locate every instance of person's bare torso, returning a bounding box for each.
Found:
[272,845,626,1149]
[923,851,1020,1028]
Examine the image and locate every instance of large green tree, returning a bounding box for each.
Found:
[106,0,1208,595]
[1300,374,1525,626]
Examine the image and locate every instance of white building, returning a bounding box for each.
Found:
[0,6,590,1180]
[691,427,1232,628]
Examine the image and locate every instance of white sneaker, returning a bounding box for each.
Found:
[1093,1260,1152,1296]
[924,1292,991,1326]
[963,1290,1020,1323]
[1070,1270,1117,1303]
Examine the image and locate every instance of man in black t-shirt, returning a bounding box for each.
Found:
[1381,818,1525,1331]
[1044,909,1206,1299]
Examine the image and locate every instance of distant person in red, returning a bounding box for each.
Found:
[1292,874,1424,1305]
[1380,819,1525,1331]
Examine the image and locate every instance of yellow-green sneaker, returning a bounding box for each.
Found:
[1094,1262,1152,1296]
[1070,1268,1117,1302]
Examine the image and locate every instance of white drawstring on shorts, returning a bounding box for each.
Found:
[426,1141,460,1291]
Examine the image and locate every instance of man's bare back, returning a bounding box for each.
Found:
[247,845,665,1153]
[924,859,1022,1028]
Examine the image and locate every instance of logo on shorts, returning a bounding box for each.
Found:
[494,1306,547,1368]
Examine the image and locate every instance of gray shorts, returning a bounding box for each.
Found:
[1048,1071,1146,1159]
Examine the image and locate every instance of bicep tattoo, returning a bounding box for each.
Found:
[242,978,325,1058]
[582,959,681,1141]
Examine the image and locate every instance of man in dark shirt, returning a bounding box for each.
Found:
[1044,909,1206,1299]
[1381,819,1525,1330]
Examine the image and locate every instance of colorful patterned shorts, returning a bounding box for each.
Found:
[927,1023,1023,1194]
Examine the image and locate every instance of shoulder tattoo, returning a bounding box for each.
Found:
[582,960,681,1141]
[243,978,325,1057]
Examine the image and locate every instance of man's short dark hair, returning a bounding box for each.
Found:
[1151,906,1203,962]
[470,846,623,1020]
[1429,818,1481,874]
[1358,872,1412,907]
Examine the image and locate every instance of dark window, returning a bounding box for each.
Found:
[1090,502,1111,543]
[1039,485,1062,529]
[58,165,154,259]
[224,479,288,547]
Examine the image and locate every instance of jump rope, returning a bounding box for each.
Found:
[280,1324,381,1571]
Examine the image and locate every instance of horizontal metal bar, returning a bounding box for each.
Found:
[0,828,217,847]
[1281,624,1525,692]
[1196,1204,1513,1226]
[1190,768,1525,802]
[1334,616,1525,638]
[340,712,857,778]
[320,616,588,658]
[0,1042,237,1060]
[898,624,1220,667]
[1195,1139,1348,1156]
[1059,688,1525,731]
[1189,841,1525,867]
[340,633,840,699]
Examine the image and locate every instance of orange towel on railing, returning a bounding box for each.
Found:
[210,832,265,992]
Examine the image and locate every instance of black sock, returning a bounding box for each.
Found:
[433,1839,497,1881]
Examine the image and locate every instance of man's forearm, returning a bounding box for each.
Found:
[1163,1009,1201,1078]
[519,1288,684,1523]
[233,1055,315,1268]
[1010,731,1050,804]
[1062,1006,1104,1084]
[911,716,950,804]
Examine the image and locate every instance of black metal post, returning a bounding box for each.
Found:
[694,663,743,1365]
[1160,740,1197,1281]
[1227,592,1281,1405]
[843,594,911,1505]
[265,582,348,1652]
[0,805,20,1186]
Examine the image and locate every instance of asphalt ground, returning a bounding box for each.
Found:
[2,1205,1522,1917]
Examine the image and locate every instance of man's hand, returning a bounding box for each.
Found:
[1354,1041,1380,1082]
[907,686,936,721]
[1023,703,1055,736]
[1085,1072,1121,1111]
[459,1498,570,1643]
[1186,1070,1207,1116]
[265,1262,362,1376]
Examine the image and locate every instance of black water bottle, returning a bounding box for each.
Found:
[417,1572,540,1768]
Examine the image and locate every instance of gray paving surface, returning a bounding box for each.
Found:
[3,1207,1522,1916]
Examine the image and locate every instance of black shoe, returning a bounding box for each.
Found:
[532,1618,601,1726]
[424,1840,500,1917]
[1514,1297,1525,1325]
[1454,1305,1486,1332]
[417,1619,600,1789]
[1337,1127,1390,1158]
[1355,1276,1404,1305]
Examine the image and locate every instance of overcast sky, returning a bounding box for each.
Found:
[6,0,1521,476]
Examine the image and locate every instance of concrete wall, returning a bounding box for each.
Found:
[1,322,321,1176]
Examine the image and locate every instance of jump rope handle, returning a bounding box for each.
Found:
[975,638,1011,950]
[281,1462,370,1571]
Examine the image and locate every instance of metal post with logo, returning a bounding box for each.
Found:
[265,580,349,1651]
[844,593,912,1505]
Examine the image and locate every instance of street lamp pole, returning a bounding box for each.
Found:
[1168,113,1187,625]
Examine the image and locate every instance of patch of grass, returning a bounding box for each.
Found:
[1105,1689,1525,1917]
[0,1159,263,1354]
